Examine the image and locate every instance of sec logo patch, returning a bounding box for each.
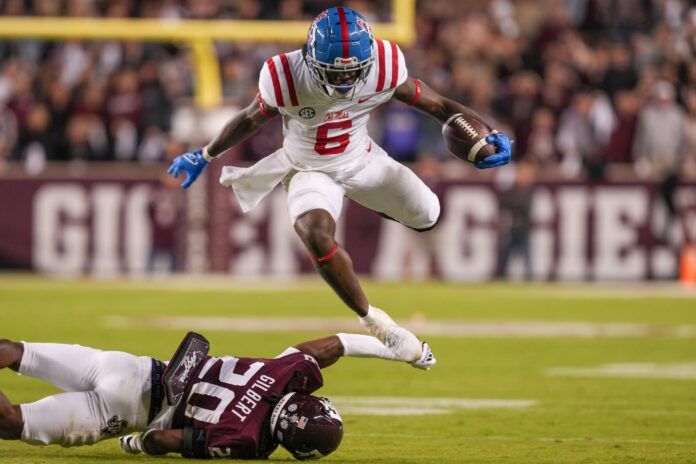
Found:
[299,107,316,119]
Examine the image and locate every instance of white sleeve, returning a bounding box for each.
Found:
[336,333,400,361]
[275,346,300,358]
[394,43,408,88]
[374,40,408,94]
[258,60,279,109]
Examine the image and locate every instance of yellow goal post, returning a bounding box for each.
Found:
[0,0,415,109]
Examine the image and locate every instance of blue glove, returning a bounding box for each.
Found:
[475,132,512,169]
[167,148,209,189]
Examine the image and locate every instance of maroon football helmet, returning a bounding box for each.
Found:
[269,392,343,460]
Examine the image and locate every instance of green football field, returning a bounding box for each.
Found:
[1,275,695,463]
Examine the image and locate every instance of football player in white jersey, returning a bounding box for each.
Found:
[167,7,512,363]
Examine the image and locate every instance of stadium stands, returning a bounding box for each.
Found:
[0,0,693,181]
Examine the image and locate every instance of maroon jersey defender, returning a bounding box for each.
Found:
[0,333,433,461]
[172,352,323,459]
[117,333,434,460]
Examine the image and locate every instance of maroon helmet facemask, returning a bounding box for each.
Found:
[270,392,343,460]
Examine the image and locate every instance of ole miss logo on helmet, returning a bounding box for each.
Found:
[307,10,329,43]
[356,17,371,35]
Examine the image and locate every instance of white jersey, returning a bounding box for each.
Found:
[258,39,408,172]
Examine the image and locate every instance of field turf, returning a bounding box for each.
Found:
[1,276,695,463]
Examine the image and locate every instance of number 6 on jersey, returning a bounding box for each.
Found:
[314,120,352,155]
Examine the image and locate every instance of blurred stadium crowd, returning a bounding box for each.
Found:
[0,0,695,181]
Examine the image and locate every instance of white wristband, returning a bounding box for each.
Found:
[358,305,396,330]
[201,147,215,163]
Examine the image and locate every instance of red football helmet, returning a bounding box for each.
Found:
[269,392,343,460]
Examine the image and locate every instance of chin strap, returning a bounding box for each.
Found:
[308,242,338,263]
[325,85,355,100]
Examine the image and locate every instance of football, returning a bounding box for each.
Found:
[442,113,497,163]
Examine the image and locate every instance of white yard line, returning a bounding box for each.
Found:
[3,275,696,298]
[547,362,696,380]
[338,407,449,416]
[621,409,696,417]
[523,282,696,300]
[540,405,696,417]
[346,432,696,447]
[328,396,536,416]
[0,276,327,292]
[103,315,696,338]
[538,437,696,446]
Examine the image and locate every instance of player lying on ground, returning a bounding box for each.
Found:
[167,7,513,364]
[0,332,434,460]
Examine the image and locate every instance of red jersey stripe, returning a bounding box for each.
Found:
[266,57,285,107]
[389,41,399,88]
[279,54,299,106]
[376,40,386,91]
[337,7,350,58]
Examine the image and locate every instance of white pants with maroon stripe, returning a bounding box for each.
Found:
[18,342,153,446]
[286,143,440,227]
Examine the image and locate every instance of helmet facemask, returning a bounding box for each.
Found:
[305,51,374,100]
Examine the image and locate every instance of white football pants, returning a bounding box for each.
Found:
[286,143,440,227]
[18,342,153,446]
